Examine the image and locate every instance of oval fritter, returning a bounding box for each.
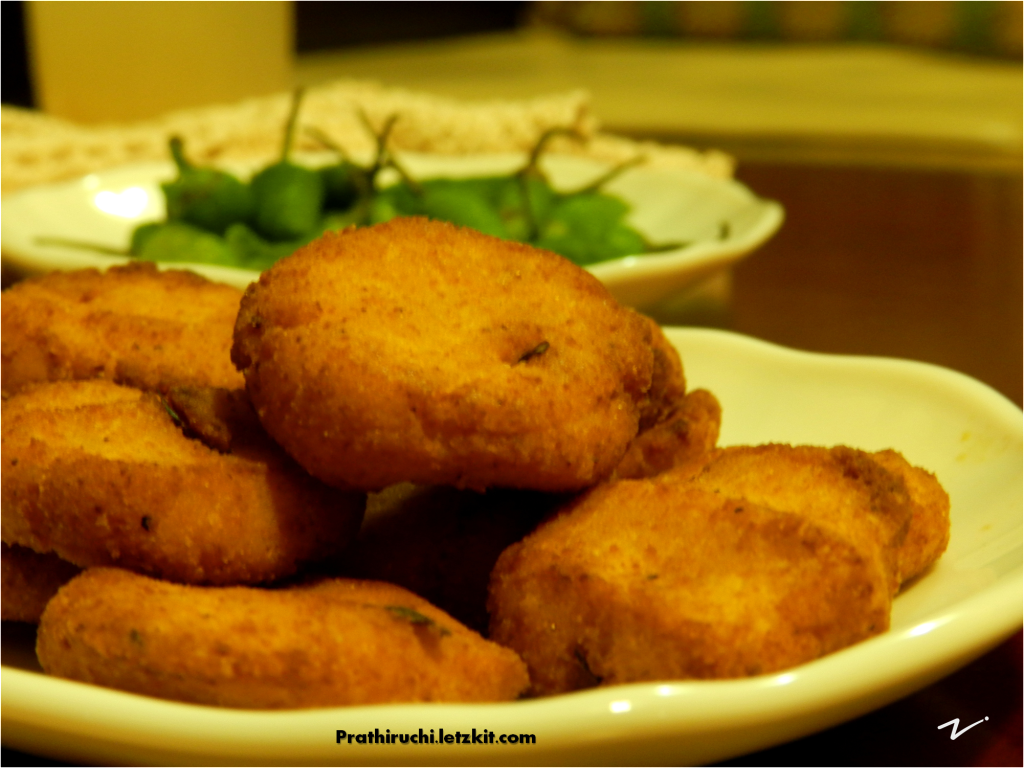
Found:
[1,380,364,585]
[676,444,916,593]
[613,388,721,480]
[1,262,244,396]
[488,480,892,695]
[232,218,655,492]
[869,449,950,582]
[38,568,530,708]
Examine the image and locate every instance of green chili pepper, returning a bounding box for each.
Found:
[129,222,164,255]
[307,126,370,213]
[496,174,556,242]
[250,89,325,241]
[134,222,238,266]
[161,136,253,235]
[319,161,362,212]
[535,192,646,265]
[419,179,508,238]
[369,183,423,224]
[222,223,291,270]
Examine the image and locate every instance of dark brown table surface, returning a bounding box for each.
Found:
[2,159,1021,767]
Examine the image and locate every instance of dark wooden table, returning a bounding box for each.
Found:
[2,160,1021,767]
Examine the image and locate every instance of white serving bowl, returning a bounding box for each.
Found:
[0,152,783,310]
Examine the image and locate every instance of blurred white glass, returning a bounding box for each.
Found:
[25,0,293,123]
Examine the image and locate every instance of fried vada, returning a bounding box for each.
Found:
[488,480,892,695]
[637,316,686,432]
[678,444,917,592]
[869,449,950,582]
[38,567,530,708]
[1,380,364,584]
[1,262,244,396]
[613,388,721,480]
[1,542,80,623]
[231,217,655,492]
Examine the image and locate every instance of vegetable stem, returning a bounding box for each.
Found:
[168,136,190,174]
[281,88,306,162]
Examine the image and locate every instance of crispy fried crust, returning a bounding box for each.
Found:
[678,444,914,593]
[38,568,530,708]
[870,449,951,582]
[1,380,365,585]
[1,262,244,396]
[638,317,686,432]
[1,542,81,623]
[231,218,655,492]
[488,481,890,695]
[614,388,721,480]
[343,484,559,633]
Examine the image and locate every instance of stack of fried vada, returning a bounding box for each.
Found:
[1,265,365,607]
[1,380,364,585]
[3,217,951,710]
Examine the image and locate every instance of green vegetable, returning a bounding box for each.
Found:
[363,125,651,263]
[128,222,163,255]
[250,89,325,241]
[419,180,508,238]
[307,127,372,214]
[223,223,305,271]
[320,161,362,212]
[162,136,253,235]
[134,222,237,266]
[494,174,556,242]
[536,193,646,266]
[120,103,665,273]
[368,183,420,224]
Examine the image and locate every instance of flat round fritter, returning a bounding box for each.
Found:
[2,380,365,585]
[613,388,721,480]
[869,449,950,583]
[38,568,530,708]
[2,262,244,396]
[232,218,655,492]
[676,444,916,594]
[489,480,892,695]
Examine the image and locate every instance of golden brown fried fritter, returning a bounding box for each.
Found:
[870,449,950,582]
[342,484,560,633]
[638,317,686,432]
[679,444,914,593]
[488,480,891,695]
[1,262,244,396]
[613,388,721,480]
[1,380,365,584]
[38,568,530,708]
[1,542,80,623]
[231,218,655,492]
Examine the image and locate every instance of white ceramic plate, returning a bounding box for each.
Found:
[0,153,783,309]
[2,328,1020,766]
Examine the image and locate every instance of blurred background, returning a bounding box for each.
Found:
[1,3,1021,766]
[2,1,1021,168]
